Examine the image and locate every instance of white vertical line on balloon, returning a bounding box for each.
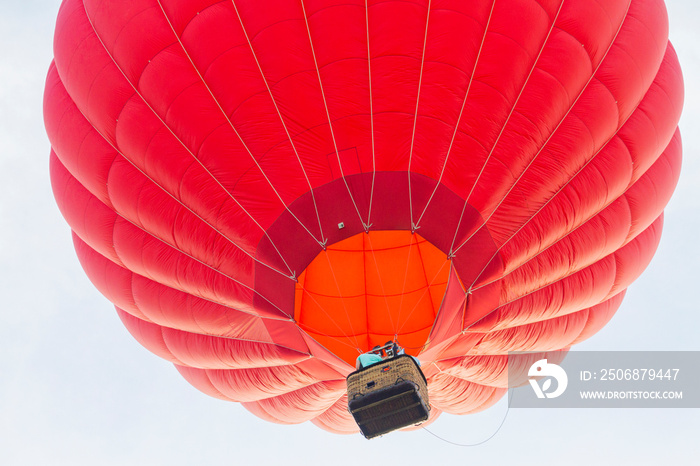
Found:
[364,233,395,329]
[227,0,328,247]
[323,250,364,351]
[448,0,567,257]
[80,3,297,282]
[395,232,417,336]
[296,266,307,322]
[300,0,368,231]
[414,235,440,324]
[407,0,432,232]
[362,233,370,351]
[365,0,377,230]
[413,0,496,229]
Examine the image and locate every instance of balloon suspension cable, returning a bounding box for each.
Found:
[421,389,513,447]
[393,339,430,352]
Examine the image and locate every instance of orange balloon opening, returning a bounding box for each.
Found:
[294,231,452,365]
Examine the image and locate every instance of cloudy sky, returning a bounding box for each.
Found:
[1,1,698,465]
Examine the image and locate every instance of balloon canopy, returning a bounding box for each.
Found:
[45,0,683,433]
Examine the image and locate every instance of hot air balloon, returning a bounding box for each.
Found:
[45,0,683,434]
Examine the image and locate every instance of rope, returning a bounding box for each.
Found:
[395,231,417,336]
[407,0,433,231]
[365,0,376,230]
[323,250,364,351]
[364,233,396,328]
[421,389,512,446]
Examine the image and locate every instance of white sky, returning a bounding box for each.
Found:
[1,1,698,465]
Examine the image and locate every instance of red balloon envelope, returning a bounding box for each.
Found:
[45,0,683,433]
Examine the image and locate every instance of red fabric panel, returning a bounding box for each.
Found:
[571,292,626,345]
[421,267,467,357]
[310,395,358,434]
[427,374,506,415]
[181,365,322,403]
[118,310,308,370]
[435,351,568,388]
[44,64,115,208]
[241,381,346,424]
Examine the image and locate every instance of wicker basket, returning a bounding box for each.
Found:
[346,354,430,438]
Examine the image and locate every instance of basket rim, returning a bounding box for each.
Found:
[346,354,426,385]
